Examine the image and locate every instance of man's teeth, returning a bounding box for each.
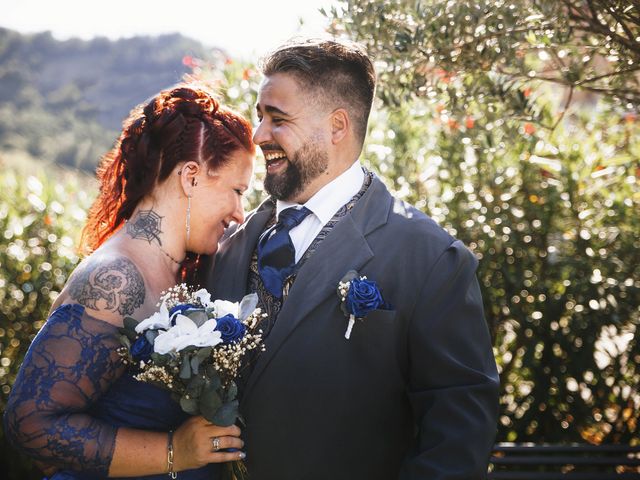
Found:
[265,152,287,161]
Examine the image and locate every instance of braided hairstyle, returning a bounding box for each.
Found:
[81,84,254,254]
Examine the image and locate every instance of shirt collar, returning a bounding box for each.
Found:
[276,160,365,224]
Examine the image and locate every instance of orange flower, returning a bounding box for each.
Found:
[465,116,475,129]
[448,118,459,130]
[524,123,536,135]
[182,55,193,66]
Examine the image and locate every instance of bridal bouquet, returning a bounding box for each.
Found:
[117,284,265,427]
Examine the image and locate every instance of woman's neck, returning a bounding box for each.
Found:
[120,206,186,282]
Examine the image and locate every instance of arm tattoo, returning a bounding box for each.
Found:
[126,209,164,245]
[68,257,145,316]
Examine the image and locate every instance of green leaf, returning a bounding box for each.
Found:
[119,334,131,349]
[224,381,238,402]
[190,346,212,375]
[119,317,139,340]
[186,310,209,327]
[239,293,259,321]
[150,352,169,366]
[123,316,139,331]
[180,394,199,415]
[144,329,159,344]
[179,358,192,379]
[199,384,223,423]
[212,399,239,427]
[204,364,220,381]
[185,374,205,397]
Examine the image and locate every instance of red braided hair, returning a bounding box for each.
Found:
[80,84,254,254]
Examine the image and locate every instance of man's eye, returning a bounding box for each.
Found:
[272,117,284,124]
[234,189,244,196]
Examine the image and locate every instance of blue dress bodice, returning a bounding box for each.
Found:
[4,303,219,479]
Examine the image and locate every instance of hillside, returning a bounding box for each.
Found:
[0,27,220,171]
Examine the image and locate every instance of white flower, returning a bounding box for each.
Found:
[135,301,171,333]
[193,288,214,308]
[212,299,239,318]
[153,314,222,354]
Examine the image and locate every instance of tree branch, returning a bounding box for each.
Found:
[552,86,574,132]
[601,2,637,45]
[575,65,640,86]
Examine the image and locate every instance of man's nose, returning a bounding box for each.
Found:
[252,120,270,145]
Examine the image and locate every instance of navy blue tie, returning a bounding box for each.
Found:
[257,207,312,298]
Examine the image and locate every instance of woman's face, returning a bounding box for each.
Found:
[188,149,254,255]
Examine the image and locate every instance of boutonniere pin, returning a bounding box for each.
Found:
[337,270,388,339]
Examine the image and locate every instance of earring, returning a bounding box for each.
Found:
[186,195,191,243]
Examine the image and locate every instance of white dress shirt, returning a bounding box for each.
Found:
[276,161,365,263]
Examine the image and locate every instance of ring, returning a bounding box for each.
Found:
[211,437,221,451]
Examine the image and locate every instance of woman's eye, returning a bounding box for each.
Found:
[234,189,244,196]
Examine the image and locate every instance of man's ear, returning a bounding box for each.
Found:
[178,161,201,197]
[330,108,350,144]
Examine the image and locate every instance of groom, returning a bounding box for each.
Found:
[204,39,499,479]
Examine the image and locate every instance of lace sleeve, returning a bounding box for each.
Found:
[3,303,126,476]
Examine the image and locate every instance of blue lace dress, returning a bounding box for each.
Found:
[3,303,220,479]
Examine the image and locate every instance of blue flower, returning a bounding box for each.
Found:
[215,314,246,344]
[346,278,384,318]
[131,335,154,362]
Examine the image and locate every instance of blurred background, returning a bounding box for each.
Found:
[1,0,638,477]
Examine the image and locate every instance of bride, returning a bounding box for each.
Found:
[3,84,254,479]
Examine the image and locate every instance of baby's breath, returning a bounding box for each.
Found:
[134,365,176,390]
[156,284,200,310]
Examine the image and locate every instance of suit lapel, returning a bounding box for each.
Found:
[242,175,393,399]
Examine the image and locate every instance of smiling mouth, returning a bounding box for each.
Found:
[263,150,288,173]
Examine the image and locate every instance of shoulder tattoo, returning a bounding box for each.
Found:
[68,257,145,316]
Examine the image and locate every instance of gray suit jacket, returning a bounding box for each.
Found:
[204,175,500,480]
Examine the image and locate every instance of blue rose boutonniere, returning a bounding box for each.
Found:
[337,270,389,339]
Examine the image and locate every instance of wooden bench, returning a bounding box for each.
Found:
[489,443,640,479]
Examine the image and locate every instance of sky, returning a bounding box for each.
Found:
[3,0,342,60]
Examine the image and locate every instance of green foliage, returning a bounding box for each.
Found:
[328,0,640,113]
[0,156,95,479]
[329,0,640,444]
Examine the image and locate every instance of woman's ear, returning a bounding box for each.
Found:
[178,161,201,196]
[330,108,350,145]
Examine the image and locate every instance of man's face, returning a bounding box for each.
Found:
[253,73,330,202]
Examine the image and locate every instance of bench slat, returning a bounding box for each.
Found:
[491,455,640,466]
[493,444,640,454]
[489,473,640,480]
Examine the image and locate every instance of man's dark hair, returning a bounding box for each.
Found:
[260,38,376,147]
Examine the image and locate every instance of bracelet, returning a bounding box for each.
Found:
[167,430,177,479]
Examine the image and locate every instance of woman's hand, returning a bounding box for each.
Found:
[172,416,245,471]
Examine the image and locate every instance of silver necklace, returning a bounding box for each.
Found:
[158,245,182,266]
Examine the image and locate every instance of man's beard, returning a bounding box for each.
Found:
[264,140,329,201]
